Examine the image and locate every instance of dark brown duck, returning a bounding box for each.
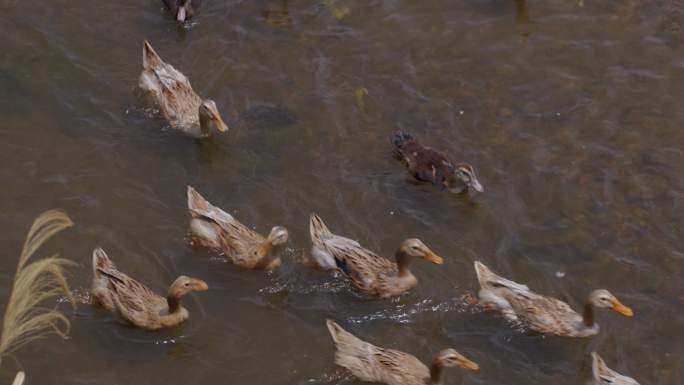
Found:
[163,0,201,22]
[392,131,483,193]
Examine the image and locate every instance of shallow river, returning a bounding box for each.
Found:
[1,0,683,384]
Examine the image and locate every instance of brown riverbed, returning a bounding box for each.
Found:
[0,0,683,384]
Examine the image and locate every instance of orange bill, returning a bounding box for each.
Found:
[459,357,480,371]
[610,299,633,317]
[192,279,209,291]
[425,250,444,265]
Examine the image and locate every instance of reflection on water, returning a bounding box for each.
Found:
[0,0,683,384]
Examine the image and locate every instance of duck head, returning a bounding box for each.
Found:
[434,349,480,370]
[255,226,289,258]
[588,289,633,317]
[398,238,444,265]
[454,163,483,193]
[198,100,228,137]
[168,276,209,298]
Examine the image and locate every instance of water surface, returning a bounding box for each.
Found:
[0,0,683,384]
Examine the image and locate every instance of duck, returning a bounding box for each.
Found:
[187,186,289,270]
[163,0,201,22]
[90,248,208,330]
[309,214,443,298]
[326,320,479,385]
[138,40,228,138]
[392,131,483,193]
[591,352,640,385]
[474,261,633,337]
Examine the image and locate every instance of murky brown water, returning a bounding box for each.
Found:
[1,0,683,384]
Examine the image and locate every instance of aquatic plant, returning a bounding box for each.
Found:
[0,210,75,363]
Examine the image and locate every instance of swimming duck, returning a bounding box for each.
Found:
[187,186,289,270]
[474,261,633,337]
[309,214,443,298]
[163,0,201,22]
[91,248,208,330]
[591,352,640,385]
[138,40,228,138]
[392,131,483,193]
[326,320,479,385]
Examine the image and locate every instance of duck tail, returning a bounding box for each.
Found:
[142,40,162,70]
[309,213,331,240]
[326,320,365,349]
[391,130,415,149]
[326,319,375,367]
[187,186,235,224]
[474,261,529,292]
[591,352,610,380]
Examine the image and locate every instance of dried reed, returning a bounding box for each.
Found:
[0,210,75,362]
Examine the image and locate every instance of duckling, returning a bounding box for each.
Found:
[138,40,228,138]
[91,248,208,330]
[591,352,640,385]
[310,214,443,298]
[163,0,201,22]
[326,320,479,385]
[474,261,633,337]
[187,186,289,270]
[392,131,483,193]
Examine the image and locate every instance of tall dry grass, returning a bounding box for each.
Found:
[0,210,75,362]
[11,371,24,385]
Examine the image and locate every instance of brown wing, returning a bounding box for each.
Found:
[373,347,429,385]
[397,140,458,189]
[336,247,396,293]
[220,220,266,266]
[139,42,202,128]
[96,264,167,326]
[506,292,583,335]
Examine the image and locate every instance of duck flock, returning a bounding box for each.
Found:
[79,2,642,385]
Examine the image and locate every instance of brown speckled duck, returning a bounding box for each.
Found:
[188,186,289,270]
[91,248,208,330]
[139,40,227,138]
[163,0,201,22]
[591,352,640,385]
[474,261,633,337]
[392,131,483,193]
[326,320,479,385]
[309,214,443,298]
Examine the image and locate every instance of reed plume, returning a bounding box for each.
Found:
[11,371,24,385]
[0,210,75,361]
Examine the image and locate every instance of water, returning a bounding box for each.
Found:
[0,0,683,384]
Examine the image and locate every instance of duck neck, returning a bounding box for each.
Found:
[583,302,595,327]
[253,241,276,268]
[395,252,414,278]
[198,111,211,137]
[167,293,181,314]
[428,361,443,385]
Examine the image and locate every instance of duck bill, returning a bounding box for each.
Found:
[610,299,633,317]
[458,358,480,371]
[469,177,484,193]
[424,250,444,265]
[177,6,187,22]
[212,112,228,132]
[191,279,209,291]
